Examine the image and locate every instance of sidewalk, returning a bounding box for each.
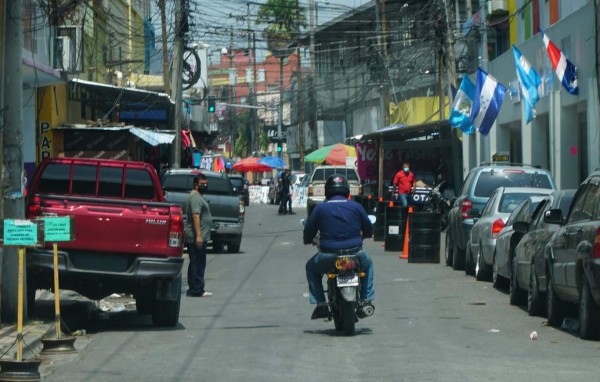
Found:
[0,290,108,361]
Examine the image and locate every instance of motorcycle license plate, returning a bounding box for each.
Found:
[336,274,359,287]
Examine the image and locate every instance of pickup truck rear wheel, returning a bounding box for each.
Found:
[151,276,181,327]
[228,236,242,253]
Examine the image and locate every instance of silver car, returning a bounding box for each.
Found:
[466,187,553,282]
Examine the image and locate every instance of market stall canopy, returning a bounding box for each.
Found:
[129,127,175,146]
[258,156,287,169]
[304,143,356,165]
[231,157,273,173]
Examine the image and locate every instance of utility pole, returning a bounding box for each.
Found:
[2,0,25,322]
[296,0,304,170]
[170,0,185,168]
[159,0,170,95]
[309,0,317,161]
[0,0,5,321]
[229,28,236,157]
[479,0,489,161]
[247,4,254,153]
[278,57,283,158]
[252,33,258,154]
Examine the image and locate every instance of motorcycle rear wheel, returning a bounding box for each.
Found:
[341,300,356,336]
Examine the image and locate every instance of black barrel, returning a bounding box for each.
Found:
[373,200,387,242]
[384,206,408,251]
[408,212,441,263]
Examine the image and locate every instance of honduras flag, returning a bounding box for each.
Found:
[512,46,541,123]
[541,30,578,95]
[449,75,476,134]
[472,68,507,136]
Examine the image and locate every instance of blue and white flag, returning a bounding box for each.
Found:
[449,75,476,134]
[512,45,541,123]
[541,30,578,95]
[472,68,507,136]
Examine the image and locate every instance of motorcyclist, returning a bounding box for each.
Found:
[303,174,375,319]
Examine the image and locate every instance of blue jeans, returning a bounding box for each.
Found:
[305,249,374,304]
[187,242,207,293]
[397,193,410,207]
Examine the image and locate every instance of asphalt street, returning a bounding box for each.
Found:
[36,203,599,382]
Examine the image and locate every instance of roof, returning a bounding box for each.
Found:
[54,125,175,147]
[355,120,451,142]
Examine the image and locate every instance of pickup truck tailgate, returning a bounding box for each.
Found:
[38,196,177,257]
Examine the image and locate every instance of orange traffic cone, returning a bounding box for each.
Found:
[400,207,412,259]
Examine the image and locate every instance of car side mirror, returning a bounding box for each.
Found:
[513,221,529,234]
[544,209,563,225]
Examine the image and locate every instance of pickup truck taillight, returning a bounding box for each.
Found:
[461,199,472,219]
[491,218,505,239]
[308,186,313,197]
[168,207,183,248]
[26,195,41,218]
[593,228,600,259]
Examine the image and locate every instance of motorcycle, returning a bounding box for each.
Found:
[422,181,453,231]
[301,216,376,336]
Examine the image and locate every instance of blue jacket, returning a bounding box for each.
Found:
[303,196,373,252]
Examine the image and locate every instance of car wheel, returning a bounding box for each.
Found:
[475,244,489,281]
[579,273,600,340]
[464,240,473,276]
[546,272,565,327]
[444,233,454,266]
[492,252,507,289]
[452,242,465,270]
[509,258,525,305]
[227,236,242,253]
[151,276,181,327]
[527,264,544,317]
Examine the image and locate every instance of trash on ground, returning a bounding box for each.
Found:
[73,329,87,336]
[469,301,486,305]
[529,331,538,340]
[109,293,122,298]
[488,328,500,333]
[560,317,579,332]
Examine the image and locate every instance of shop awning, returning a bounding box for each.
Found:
[129,127,175,146]
[55,125,176,146]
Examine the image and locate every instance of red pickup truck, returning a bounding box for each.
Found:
[25,158,184,326]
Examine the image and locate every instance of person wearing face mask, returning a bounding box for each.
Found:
[392,162,415,207]
[183,174,213,297]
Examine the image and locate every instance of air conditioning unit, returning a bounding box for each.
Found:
[54,26,82,72]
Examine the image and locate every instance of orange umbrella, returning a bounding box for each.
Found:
[231,157,273,173]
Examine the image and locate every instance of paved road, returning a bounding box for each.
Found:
[40,203,598,382]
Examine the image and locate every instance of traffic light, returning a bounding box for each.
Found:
[277,143,282,153]
[207,95,216,113]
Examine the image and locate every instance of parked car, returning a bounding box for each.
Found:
[512,190,575,316]
[493,194,551,294]
[160,169,245,253]
[306,165,362,216]
[445,163,556,270]
[466,187,553,282]
[229,174,249,206]
[544,173,600,340]
[26,158,184,326]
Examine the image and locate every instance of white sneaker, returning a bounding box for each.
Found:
[201,291,213,297]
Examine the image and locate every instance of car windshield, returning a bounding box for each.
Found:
[312,168,359,182]
[474,171,553,197]
[229,177,243,188]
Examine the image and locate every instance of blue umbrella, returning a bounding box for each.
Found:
[258,156,287,169]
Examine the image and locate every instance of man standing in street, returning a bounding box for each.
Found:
[392,161,415,207]
[184,174,213,297]
[278,169,294,215]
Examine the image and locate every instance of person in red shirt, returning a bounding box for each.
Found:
[392,162,415,207]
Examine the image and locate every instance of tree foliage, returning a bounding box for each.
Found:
[256,0,306,56]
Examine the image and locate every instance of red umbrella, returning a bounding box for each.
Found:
[231,157,273,173]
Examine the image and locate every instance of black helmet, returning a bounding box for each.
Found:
[325,174,350,199]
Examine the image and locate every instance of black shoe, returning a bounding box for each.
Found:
[186,290,204,297]
[357,300,375,318]
[311,304,330,320]
[288,211,296,215]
